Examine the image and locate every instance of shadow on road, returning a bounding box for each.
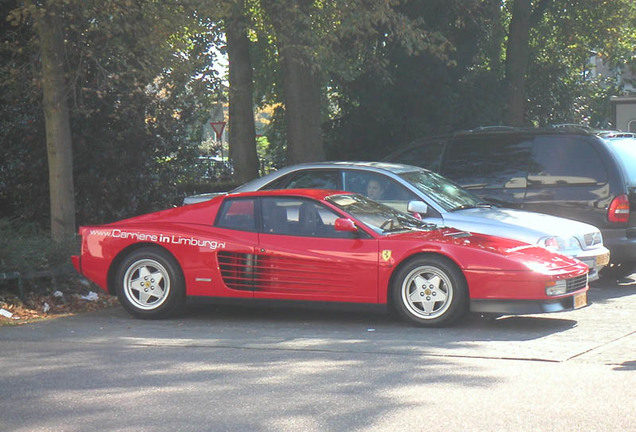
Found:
[588,275,636,306]
[613,360,636,371]
[179,299,578,344]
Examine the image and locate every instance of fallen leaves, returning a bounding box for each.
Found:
[0,282,119,325]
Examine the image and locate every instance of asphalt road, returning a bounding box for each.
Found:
[1,276,635,432]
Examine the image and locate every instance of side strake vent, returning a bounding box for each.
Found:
[217,251,354,293]
[218,252,257,291]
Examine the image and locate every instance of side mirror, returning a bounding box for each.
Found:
[334,218,358,232]
[407,200,428,216]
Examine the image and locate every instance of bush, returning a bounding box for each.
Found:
[0,218,78,276]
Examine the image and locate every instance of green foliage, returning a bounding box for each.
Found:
[0,218,77,275]
[524,0,636,128]
[262,105,287,170]
[0,0,48,224]
[1,0,225,227]
[2,0,636,230]
[324,0,504,159]
[323,0,636,157]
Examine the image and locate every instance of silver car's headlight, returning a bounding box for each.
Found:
[538,236,581,252]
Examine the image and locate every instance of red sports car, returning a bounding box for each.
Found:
[72,189,589,326]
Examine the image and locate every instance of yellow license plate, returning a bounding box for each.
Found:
[574,292,587,309]
[596,253,610,267]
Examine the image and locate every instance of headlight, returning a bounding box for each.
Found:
[538,236,581,252]
[545,280,567,296]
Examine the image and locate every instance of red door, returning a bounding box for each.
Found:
[253,197,379,303]
[255,233,379,302]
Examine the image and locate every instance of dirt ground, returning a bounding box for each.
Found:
[0,278,119,325]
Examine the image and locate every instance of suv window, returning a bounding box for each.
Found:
[384,138,446,171]
[262,170,340,190]
[528,136,607,186]
[441,136,533,189]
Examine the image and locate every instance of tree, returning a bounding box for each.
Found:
[33,1,76,241]
[260,0,325,164]
[5,0,635,231]
[503,0,550,126]
[1,0,48,224]
[256,0,443,163]
[504,0,532,126]
[2,0,224,226]
[226,8,260,182]
[322,0,496,159]
[524,0,636,127]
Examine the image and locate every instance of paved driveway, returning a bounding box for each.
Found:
[1,277,635,431]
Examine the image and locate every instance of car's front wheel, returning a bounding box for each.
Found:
[115,248,185,319]
[391,256,468,327]
[601,262,636,280]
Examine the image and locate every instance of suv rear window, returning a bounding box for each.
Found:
[528,136,607,185]
[605,138,636,184]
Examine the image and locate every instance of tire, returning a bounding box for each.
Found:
[600,262,636,280]
[115,248,186,319]
[391,256,468,327]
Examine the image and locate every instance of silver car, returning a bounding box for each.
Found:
[185,162,610,280]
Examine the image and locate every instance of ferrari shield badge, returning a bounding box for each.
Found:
[381,250,392,262]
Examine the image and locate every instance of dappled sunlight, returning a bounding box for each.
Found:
[2,277,635,431]
[268,416,324,431]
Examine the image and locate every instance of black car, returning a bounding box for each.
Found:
[384,127,636,275]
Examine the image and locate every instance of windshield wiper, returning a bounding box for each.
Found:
[450,203,491,212]
[380,218,401,232]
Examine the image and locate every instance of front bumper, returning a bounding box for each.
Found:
[575,247,610,282]
[470,290,588,315]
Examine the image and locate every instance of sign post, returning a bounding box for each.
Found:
[210,121,226,159]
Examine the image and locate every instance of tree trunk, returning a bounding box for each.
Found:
[36,4,76,241]
[504,0,532,126]
[280,44,325,164]
[486,0,505,77]
[226,15,259,183]
[260,0,325,165]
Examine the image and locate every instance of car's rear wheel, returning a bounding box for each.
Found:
[391,256,468,327]
[116,248,185,319]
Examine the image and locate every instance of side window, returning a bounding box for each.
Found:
[262,170,340,190]
[260,197,356,238]
[385,139,446,171]
[528,137,607,186]
[343,171,420,213]
[215,198,256,231]
[441,136,532,189]
[261,173,294,190]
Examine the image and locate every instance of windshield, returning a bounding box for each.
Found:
[606,139,636,184]
[398,169,488,212]
[327,194,437,235]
